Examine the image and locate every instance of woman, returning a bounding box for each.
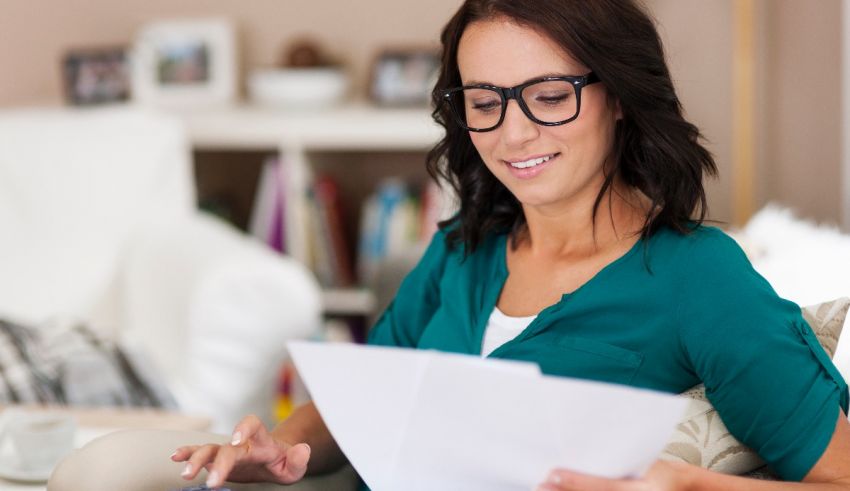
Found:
[175,1,850,489]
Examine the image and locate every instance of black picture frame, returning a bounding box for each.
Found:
[62,47,131,106]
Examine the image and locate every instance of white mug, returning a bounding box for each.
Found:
[0,408,76,471]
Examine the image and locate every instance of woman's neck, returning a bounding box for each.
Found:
[517,181,648,259]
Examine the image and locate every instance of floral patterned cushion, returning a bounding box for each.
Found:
[660,298,850,477]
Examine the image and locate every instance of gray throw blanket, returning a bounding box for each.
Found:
[0,318,175,408]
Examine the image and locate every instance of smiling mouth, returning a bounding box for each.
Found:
[506,153,559,169]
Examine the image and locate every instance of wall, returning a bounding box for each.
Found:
[764,0,843,225]
[0,0,462,105]
[845,0,850,230]
[649,0,735,224]
[650,0,843,226]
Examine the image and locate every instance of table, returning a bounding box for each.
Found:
[0,405,210,491]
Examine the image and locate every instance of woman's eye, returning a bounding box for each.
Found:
[535,93,570,105]
[472,101,500,112]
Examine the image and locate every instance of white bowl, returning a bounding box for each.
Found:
[248,68,349,109]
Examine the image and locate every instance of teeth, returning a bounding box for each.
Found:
[510,154,553,169]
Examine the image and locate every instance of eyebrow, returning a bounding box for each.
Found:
[463,72,577,87]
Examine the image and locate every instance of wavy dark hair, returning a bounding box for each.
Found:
[426,0,717,253]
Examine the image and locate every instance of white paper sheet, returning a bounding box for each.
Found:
[287,341,688,491]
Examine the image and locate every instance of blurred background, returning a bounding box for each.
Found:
[0,0,846,229]
[0,0,848,468]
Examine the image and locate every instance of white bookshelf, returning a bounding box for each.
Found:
[172,102,443,316]
[173,102,442,150]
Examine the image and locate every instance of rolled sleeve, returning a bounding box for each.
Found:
[762,320,848,481]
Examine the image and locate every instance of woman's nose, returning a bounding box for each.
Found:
[500,99,539,147]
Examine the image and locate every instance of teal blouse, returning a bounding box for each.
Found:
[366,225,848,482]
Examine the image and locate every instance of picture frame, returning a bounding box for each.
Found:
[369,47,440,106]
[61,46,131,106]
[131,18,237,107]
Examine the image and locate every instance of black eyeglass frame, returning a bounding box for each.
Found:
[440,72,601,132]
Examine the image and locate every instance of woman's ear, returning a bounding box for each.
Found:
[613,97,623,121]
[605,92,623,121]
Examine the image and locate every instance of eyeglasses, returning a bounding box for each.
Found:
[440,72,600,132]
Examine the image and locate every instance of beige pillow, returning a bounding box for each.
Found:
[660,297,850,476]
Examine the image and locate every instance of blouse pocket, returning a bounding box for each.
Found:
[511,336,644,386]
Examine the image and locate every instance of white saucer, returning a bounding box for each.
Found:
[0,450,53,483]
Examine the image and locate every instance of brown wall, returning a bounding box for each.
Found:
[650,0,735,224]
[0,0,843,226]
[763,0,842,225]
[0,0,462,105]
[651,0,843,226]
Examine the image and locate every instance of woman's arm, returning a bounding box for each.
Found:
[798,411,850,487]
[537,411,850,491]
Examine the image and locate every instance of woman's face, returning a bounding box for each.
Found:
[457,18,620,213]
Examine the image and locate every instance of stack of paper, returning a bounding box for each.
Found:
[287,341,688,491]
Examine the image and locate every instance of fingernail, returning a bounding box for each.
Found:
[206,470,220,487]
[547,472,562,484]
[231,431,242,445]
[169,451,177,459]
[181,463,192,477]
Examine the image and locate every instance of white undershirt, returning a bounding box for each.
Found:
[480,306,537,357]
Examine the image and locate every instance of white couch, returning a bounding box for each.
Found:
[0,107,322,432]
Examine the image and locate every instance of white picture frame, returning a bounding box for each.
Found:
[369,47,440,107]
[131,18,237,107]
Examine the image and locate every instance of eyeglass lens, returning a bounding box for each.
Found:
[452,80,578,130]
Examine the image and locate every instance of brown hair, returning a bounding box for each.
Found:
[426,0,717,253]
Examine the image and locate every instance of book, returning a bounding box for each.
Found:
[306,186,336,287]
[420,179,453,243]
[249,157,286,253]
[312,175,355,287]
[358,178,418,286]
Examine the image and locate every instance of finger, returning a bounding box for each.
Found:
[181,444,221,480]
[205,442,249,488]
[229,414,267,446]
[170,445,199,462]
[277,443,311,484]
[540,469,649,491]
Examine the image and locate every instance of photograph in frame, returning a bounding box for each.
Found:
[62,46,131,106]
[369,48,440,107]
[131,18,237,107]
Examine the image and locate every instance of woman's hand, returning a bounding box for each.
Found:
[171,414,311,488]
[536,460,696,491]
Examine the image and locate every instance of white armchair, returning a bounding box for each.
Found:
[0,107,322,431]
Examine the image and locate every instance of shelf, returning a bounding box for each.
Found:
[320,287,378,316]
[170,102,444,151]
[171,102,439,317]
